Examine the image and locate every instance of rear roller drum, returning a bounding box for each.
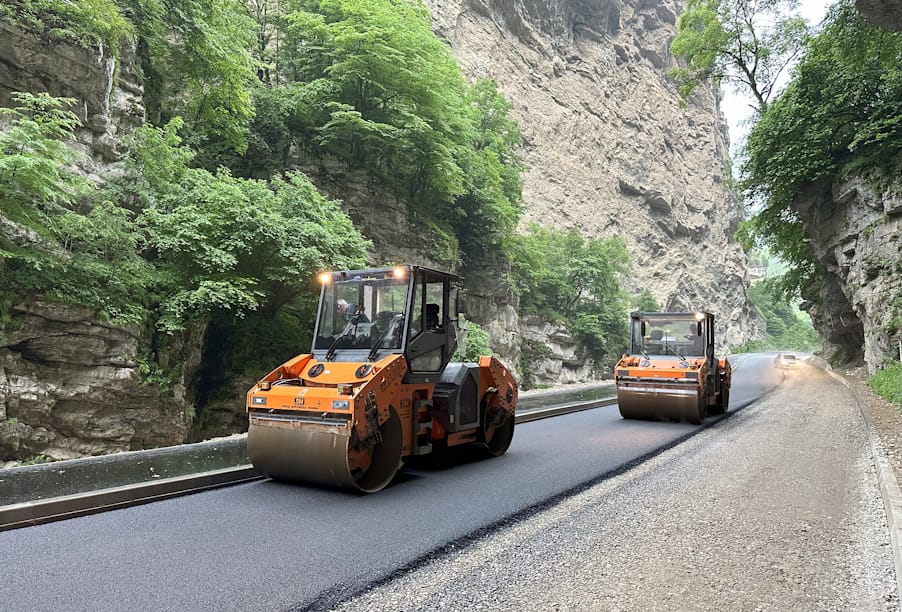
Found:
[686,390,706,425]
[479,392,515,457]
[709,384,729,415]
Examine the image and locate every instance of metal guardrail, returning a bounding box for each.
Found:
[0,388,617,531]
[0,467,261,532]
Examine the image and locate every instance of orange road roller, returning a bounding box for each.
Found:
[614,311,731,424]
[245,265,518,493]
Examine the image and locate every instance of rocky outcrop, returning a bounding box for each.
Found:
[424,0,758,355]
[796,176,902,372]
[0,26,171,463]
[0,21,144,169]
[0,300,197,464]
[521,316,596,384]
[857,0,902,31]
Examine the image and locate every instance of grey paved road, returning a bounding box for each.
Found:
[0,354,780,611]
[336,362,897,611]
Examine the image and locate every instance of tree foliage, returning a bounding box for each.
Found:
[229,0,523,259]
[109,119,370,332]
[1,95,370,338]
[0,0,133,50]
[670,0,810,112]
[0,93,88,211]
[0,93,150,324]
[741,0,902,297]
[120,0,258,152]
[510,224,630,360]
[632,289,660,312]
[452,315,494,362]
[735,279,820,352]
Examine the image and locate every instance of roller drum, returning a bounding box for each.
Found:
[248,409,403,493]
[617,384,705,424]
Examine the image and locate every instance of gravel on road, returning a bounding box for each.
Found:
[334,365,898,611]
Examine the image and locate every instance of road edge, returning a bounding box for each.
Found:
[827,367,902,605]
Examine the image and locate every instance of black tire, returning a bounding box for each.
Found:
[484,413,515,456]
[689,391,706,424]
[710,379,730,415]
[479,392,515,457]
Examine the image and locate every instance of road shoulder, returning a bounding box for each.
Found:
[835,366,902,605]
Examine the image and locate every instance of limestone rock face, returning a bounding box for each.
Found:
[857,0,902,31]
[521,315,597,385]
[424,0,758,358]
[0,22,145,168]
[0,301,194,463]
[796,176,902,372]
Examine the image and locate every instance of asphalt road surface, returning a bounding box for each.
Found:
[1,354,781,611]
[336,360,897,611]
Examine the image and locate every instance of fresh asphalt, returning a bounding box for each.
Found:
[0,353,782,611]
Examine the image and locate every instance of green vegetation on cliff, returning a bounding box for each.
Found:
[735,279,820,352]
[0,0,639,440]
[0,96,369,336]
[223,0,524,262]
[740,1,902,297]
[510,225,630,368]
[1,0,523,384]
[0,0,133,50]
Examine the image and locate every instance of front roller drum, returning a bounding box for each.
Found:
[248,409,403,493]
[617,385,706,424]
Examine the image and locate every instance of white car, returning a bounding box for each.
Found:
[774,353,801,369]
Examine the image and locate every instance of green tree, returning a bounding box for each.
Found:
[670,0,810,112]
[122,0,258,153]
[741,1,902,297]
[112,120,370,333]
[231,0,524,261]
[510,225,630,360]
[632,289,660,312]
[0,93,150,325]
[0,93,88,211]
[279,0,472,201]
[735,279,820,352]
[452,79,524,259]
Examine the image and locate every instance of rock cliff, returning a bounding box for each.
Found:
[793,3,902,374]
[857,0,902,31]
[797,176,902,372]
[424,0,758,382]
[0,0,760,458]
[0,22,144,168]
[0,300,197,464]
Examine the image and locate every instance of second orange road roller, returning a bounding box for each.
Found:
[245,265,518,493]
[614,311,731,424]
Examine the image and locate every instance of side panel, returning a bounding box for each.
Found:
[434,363,481,431]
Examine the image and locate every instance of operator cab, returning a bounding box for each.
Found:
[313,265,460,374]
[629,311,715,361]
